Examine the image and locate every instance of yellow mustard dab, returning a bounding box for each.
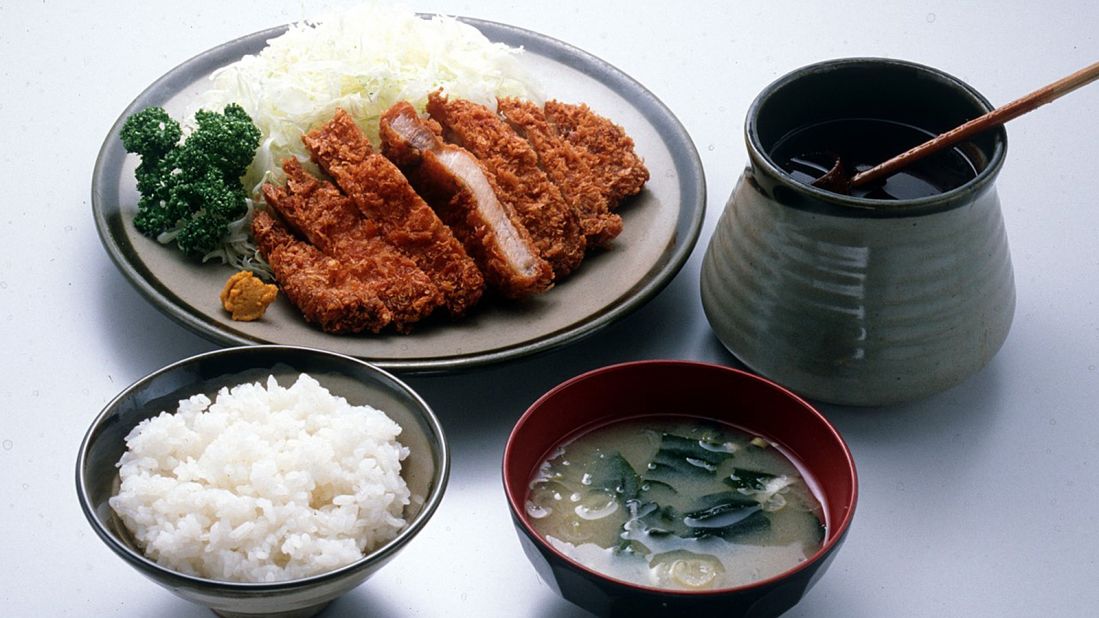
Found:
[220,271,278,321]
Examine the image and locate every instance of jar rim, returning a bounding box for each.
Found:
[745,57,1007,217]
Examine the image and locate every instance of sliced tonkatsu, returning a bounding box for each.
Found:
[543,100,650,206]
[497,97,623,248]
[250,97,648,336]
[251,209,393,334]
[426,92,586,277]
[380,101,554,299]
[303,109,485,316]
[261,160,442,331]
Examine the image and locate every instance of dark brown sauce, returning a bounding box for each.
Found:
[771,118,978,200]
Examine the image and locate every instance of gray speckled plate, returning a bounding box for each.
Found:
[92,17,705,373]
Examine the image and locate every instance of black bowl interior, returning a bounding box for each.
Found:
[752,58,1003,174]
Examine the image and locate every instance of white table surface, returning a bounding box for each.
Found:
[3,1,1098,616]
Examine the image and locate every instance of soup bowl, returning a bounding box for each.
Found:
[76,345,449,618]
[700,57,1015,406]
[502,360,857,617]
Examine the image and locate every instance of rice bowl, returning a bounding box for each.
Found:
[76,345,449,617]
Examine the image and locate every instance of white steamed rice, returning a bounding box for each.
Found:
[109,373,411,583]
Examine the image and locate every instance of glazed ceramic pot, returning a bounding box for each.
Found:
[701,58,1015,406]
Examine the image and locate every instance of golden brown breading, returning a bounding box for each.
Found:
[262,158,377,246]
[261,159,442,331]
[303,110,485,316]
[427,92,586,278]
[497,97,623,248]
[251,209,393,334]
[543,100,650,206]
[380,101,553,299]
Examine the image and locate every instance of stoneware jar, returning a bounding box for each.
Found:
[701,58,1015,406]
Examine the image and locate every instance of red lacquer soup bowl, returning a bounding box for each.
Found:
[503,360,857,617]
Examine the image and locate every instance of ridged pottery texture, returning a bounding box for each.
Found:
[701,58,1015,406]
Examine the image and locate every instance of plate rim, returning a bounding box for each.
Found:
[91,16,706,374]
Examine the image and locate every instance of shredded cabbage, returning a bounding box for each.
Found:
[194,3,542,195]
[199,198,274,279]
[185,4,540,278]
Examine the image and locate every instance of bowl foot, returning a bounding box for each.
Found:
[212,602,330,618]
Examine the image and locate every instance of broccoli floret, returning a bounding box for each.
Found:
[177,104,261,178]
[129,152,184,236]
[172,170,249,256]
[120,106,181,160]
[121,107,185,237]
[120,104,260,256]
[133,192,185,237]
[175,210,234,257]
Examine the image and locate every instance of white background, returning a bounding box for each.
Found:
[2,1,1097,616]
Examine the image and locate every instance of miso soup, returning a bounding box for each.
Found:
[525,418,825,590]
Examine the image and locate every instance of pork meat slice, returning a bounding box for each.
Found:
[251,209,393,334]
[380,101,553,299]
[427,92,586,277]
[261,159,442,332]
[497,97,623,248]
[303,109,485,316]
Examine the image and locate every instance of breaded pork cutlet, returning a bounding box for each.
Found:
[380,101,553,299]
[543,100,650,206]
[497,97,623,248]
[261,159,442,331]
[426,92,586,278]
[251,209,392,334]
[303,109,485,316]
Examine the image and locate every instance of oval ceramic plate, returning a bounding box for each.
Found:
[92,17,705,373]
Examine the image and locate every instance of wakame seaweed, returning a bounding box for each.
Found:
[682,493,770,539]
[587,451,641,500]
[724,468,777,492]
[634,503,680,536]
[574,435,789,545]
[644,432,737,483]
[633,495,769,540]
